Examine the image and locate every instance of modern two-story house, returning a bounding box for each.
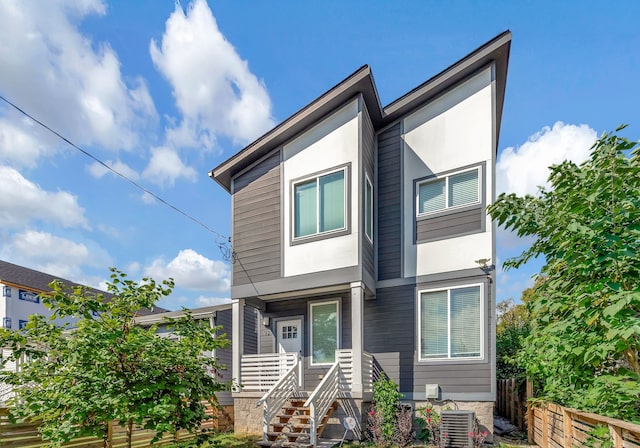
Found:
[210,31,511,445]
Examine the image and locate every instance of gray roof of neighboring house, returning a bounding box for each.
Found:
[134,303,231,326]
[210,31,512,192]
[0,259,167,316]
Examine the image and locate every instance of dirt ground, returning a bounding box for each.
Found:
[493,431,537,447]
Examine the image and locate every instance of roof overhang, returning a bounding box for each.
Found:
[210,31,511,193]
[382,30,511,139]
[210,65,383,192]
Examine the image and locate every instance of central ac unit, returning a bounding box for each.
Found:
[440,410,475,448]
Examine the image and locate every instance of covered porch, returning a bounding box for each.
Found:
[231,282,375,446]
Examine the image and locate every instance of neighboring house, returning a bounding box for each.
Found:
[210,31,511,445]
[0,259,166,404]
[134,303,259,428]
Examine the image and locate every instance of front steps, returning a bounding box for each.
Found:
[256,398,339,447]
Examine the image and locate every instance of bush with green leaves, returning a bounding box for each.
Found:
[488,126,640,422]
[367,374,404,446]
[0,268,230,447]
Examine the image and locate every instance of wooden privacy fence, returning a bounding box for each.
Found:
[496,378,526,430]
[528,402,640,448]
[0,405,227,448]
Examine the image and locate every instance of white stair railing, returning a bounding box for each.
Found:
[304,360,341,446]
[256,353,301,441]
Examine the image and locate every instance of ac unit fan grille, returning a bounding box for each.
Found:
[440,410,475,448]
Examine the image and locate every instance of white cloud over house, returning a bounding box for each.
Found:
[195,295,232,307]
[144,249,230,293]
[150,0,275,152]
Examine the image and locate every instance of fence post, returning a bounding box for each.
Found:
[562,407,573,448]
[107,421,113,448]
[526,379,534,444]
[510,378,516,425]
[609,424,623,448]
[541,406,549,448]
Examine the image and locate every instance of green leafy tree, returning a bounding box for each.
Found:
[488,126,640,422]
[0,268,230,447]
[496,295,530,381]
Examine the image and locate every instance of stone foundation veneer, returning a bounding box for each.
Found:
[233,397,264,435]
[233,396,368,440]
[235,397,493,442]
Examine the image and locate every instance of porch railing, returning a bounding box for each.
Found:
[304,361,341,447]
[256,354,301,441]
[336,349,375,393]
[240,352,301,392]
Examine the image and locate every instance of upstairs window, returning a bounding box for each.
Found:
[294,168,346,239]
[417,168,479,215]
[419,285,482,361]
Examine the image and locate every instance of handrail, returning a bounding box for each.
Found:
[256,354,299,406]
[304,361,341,446]
[255,353,300,441]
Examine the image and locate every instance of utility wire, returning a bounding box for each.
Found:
[1,94,263,296]
[0,94,227,241]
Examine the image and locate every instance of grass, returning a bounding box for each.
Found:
[166,432,260,447]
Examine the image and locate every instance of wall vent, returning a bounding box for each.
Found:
[440,410,474,448]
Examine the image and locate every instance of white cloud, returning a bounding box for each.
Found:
[495,122,597,250]
[195,295,231,307]
[0,165,88,229]
[150,0,274,150]
[0,230,111,282]
[88,159,140,180]
[142,146,197,186]
[0,114,59,167]
[0,0,157,163]
[145,249,230,293]
[497,122,597,196]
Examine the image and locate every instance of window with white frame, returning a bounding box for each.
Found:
[419,285,482,360]
[294,168,346,239]
[310,300,339,365]
[364,175,373,242]
[417,168,480,215]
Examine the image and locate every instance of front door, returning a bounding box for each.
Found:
[276,318,302,354]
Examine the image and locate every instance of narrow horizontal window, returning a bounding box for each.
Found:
[417,168,479,216]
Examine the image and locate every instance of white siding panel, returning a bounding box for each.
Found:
[402,67,494,277]
[283,99,360,277]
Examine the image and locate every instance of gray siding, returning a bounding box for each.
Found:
[364,282,491,397]
[361,102,376,280]
[377,123,402,280]
[261,294,351,390]
[416,206,483,243]
[232,151,281,285]
[244,306,259,355]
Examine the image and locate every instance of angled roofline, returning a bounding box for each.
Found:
[210,65,383,192]
[382,30,511,136]
[210,31,511,193]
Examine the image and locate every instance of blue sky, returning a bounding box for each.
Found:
[1,0,638,310]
